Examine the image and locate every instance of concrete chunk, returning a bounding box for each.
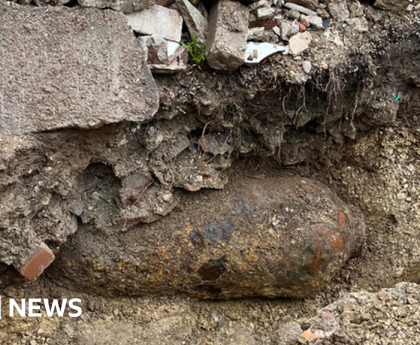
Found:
[126,5,183,41]
[256,6,275,19]
[0,5,159,136]
[140,36,188,74]
[289,31,312,55]
[176,0,208,45]
[205,0,249,70]
[284,2,317,15]
[78,0,155,14]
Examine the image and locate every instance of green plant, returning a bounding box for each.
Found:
[182,33,206,70]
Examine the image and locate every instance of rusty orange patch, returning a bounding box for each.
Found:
[309,244,323,275]
[313,224,345,253]
[338,211,346,228]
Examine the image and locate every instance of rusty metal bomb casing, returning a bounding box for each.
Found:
[51,177,366,299]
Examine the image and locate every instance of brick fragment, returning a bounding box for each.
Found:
[16,243,55,281]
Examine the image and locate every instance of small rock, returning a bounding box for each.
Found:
[257,7,276,19]
[274,322,303,345]
[272,25,281,36]
[406,4,414,11]
[245,42,286,64]
[139,36,188,74]
[289,31,312,55]
[126,5,183,41]
[248,27,266,41]
[286,9,300,19]
[348,1,364,17]
[346,17,368,32]
[290,19,300,36]
[205,0,249,70]
[280,21,292,41]
[302,14,323,30]
[248,0,267,11]
[328,0,350,21]
[374,0,410,14]
[176,0,208,45]
[302,60,311,73]
[284,2,317,15]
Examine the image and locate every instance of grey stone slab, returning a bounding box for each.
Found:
[126,5,183,41]
[0,4,159,136]
[78,0,155,14]
[205,0,249,70]
[176,0,208,45]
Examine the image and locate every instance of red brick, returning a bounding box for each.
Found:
[298,22,307,32]
[17,243,55,281]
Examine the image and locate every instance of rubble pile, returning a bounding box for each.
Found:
[274,282,420,344]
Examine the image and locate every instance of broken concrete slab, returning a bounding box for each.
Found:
[328,0,349,21]
[78,0,155,14]
[0,5,159,136]
[176,0,208,45]
[284,2,317,15]
[301,14,323,30]
[256,6,276,19]
[126,5,183,41]
[248,27,266,41]
[205,0,249,70]
[50,177,366,299]
[245,42,286,64]
[140,36,188,74]
[374,0,410,13]
[289,31,312,55]
[248,0,267,10]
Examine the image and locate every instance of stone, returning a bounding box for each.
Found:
[280,21,292,41]
[285,0,317,10]
[205,0,249,70]
[284,2,317,15]
[348,1,364,17]
[15,242,55,281]
[346,18,368,32]
[301,311,340,340]
[302,60,311,73]
[34,0,71,6]
[286,9,300,19]
[139,36,188,74]
[290,19,300,36]
[78,0,154,14]
[301,14,324,30]
[176,0,208,45]
[248,0,267,11]
[274,322,303,345]
[328,0,349,21]
[374,0,410,13]
[244,42,286,64]
[289,31,312,55]
[272,25,281,37]
[50,177,366,299]
[256,7,276,19]
[248,27,266,41]
[0,5,159,136]
[126,5,183,41]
